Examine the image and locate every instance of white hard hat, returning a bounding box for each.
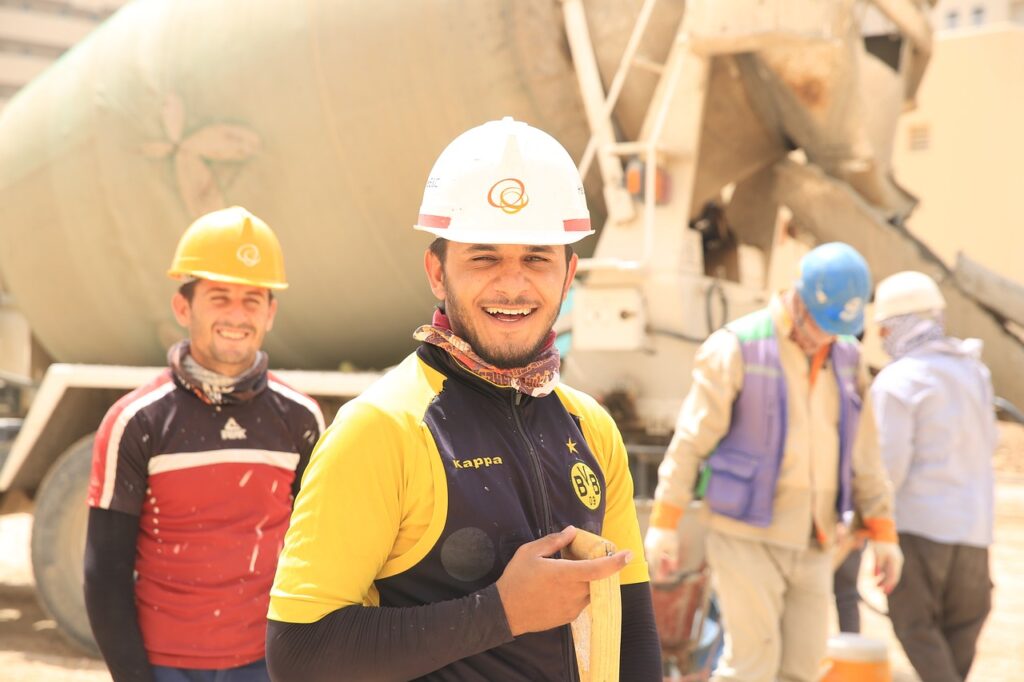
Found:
[874,271,946,322]
[414,117,594,245]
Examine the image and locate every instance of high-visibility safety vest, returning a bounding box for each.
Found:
[703,308,861,527]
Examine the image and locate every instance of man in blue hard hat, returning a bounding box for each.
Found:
[644,242,902,682]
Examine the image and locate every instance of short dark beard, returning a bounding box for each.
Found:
[432,241,571,369]
[443,294,555,370]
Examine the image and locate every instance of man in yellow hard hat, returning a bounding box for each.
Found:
[84,207,324,682]
[266,117,661,680]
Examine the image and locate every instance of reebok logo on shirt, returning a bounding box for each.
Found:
[220,417,247,441]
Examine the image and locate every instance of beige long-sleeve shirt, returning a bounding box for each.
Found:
[654,295,894,550]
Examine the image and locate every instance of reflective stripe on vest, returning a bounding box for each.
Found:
[702,308,861,527]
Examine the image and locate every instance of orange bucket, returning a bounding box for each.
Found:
[819,633,891,682]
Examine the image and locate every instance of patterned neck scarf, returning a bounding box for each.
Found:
[413,308,561,397]
[168,340,269,405]
[880,312,946,359]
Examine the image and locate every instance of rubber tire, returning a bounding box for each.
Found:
[30,433,100,656]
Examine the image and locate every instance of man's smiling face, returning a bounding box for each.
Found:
[424,241,576,369]
[172,279,277,376]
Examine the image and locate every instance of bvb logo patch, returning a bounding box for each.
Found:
[570,462,601,511]
[487,178,529,214]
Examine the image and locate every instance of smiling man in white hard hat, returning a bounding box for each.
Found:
[84,207,324,682]
[267,117,661,681]
[872,271,996,682]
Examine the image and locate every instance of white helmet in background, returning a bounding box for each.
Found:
[874,271,946,322]
[414,116,593,246]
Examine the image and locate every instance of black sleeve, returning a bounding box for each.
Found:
[619,582,663,681]
[290,408,322,499]
[266,584,514,682]
[83,507,155,682]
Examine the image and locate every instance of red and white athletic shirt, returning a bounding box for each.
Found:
[87,369,324,669]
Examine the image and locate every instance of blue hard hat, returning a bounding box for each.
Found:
[794,242,872,336]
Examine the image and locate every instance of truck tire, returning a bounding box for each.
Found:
[30,433,100,656]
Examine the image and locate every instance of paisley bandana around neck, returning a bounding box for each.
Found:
[167,340,269,405]
[413,309,561,398]
[881,312,946,359]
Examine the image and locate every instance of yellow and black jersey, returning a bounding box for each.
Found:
[269,343,651,681]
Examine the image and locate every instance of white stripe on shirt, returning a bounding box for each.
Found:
[148,448,301,476]
[101,381,177,508]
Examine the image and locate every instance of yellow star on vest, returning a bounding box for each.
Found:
[566,437,578,455]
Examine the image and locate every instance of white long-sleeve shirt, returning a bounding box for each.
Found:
[870,338,996,547]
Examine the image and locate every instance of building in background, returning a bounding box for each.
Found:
[787,0,1024,286]
[766,1,1024,366]
[933,0,1024,29]
[893,0,1024,284]
[0,0,128,114]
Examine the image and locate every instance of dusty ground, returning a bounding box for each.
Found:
[854,468,1024,681]
[0,513,109,681]
[867,421,1024,681]
[2,423,1024,681]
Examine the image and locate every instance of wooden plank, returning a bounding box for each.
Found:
[0,8,96,51]
[0,53,52,89]
[65,0,130,13]
[954,252,1024,327]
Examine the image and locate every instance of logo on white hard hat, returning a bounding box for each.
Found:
[487,178,529,215]
[236,243,261,268]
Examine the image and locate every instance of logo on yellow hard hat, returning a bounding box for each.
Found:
[487,178,529,215]
[236,243,261,268]
[569,461,601,511]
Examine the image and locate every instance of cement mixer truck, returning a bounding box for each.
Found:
[2,0,1020,664]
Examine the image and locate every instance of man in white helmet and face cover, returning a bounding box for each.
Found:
[266,118,661,681]
[871,271,996,682]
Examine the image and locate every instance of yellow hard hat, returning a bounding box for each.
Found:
[167,206,288,290]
